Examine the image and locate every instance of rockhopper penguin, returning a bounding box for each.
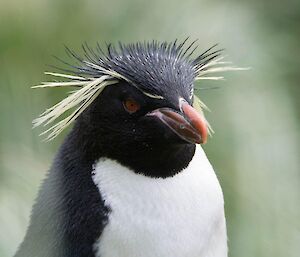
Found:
[14,40,242,257]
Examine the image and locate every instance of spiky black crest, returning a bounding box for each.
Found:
[61,40,221,99]
[33,39,246,140]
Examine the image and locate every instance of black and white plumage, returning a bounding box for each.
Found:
[14,40,243,257]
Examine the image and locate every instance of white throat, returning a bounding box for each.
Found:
[92,145,227,257]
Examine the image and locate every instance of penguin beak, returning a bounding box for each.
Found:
[147,101,208,144]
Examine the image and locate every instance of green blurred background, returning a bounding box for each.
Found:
[0,0,299,256]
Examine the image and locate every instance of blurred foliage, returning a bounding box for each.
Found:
[0,0,299,257]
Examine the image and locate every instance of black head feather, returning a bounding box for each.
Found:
[61,40,222,103]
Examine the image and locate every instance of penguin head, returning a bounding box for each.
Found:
[80,43,207,143]
[33,40,240,177]
[69,42,210,176]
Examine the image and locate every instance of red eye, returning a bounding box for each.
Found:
[123,98,140,113]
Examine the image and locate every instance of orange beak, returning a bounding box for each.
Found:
[147,101,208,144]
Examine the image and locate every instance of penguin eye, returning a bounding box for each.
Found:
[123,98,140,113]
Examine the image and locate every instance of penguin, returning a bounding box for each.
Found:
[14,40,238,257]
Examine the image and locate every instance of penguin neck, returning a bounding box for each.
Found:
[62,123,196,178]
[105,143,196,178]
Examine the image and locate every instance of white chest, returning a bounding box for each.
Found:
[92,146,227,257]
